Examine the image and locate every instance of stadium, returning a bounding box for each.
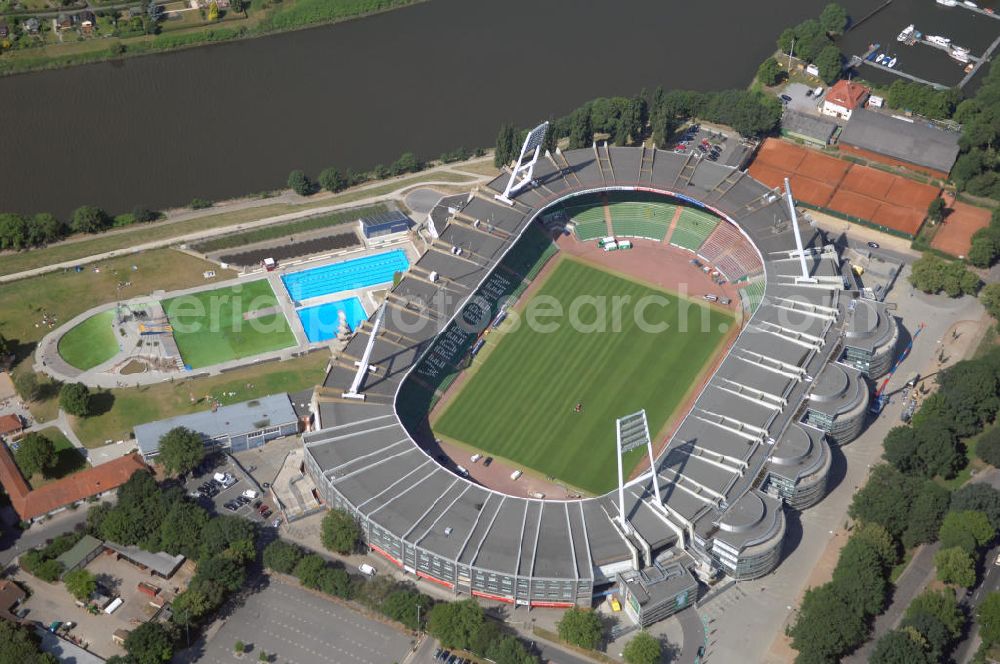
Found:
[301,131,899,624]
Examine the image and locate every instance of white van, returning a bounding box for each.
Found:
[813,86,825,98]
[470,453,482,463]
[358,563,377,577]
[510,470,523,481]
[104,598,123,615]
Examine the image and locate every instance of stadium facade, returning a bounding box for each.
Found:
[302,143,897,608]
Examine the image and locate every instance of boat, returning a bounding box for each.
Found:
[876,53,886,63]
[965,63,975,73]
[963,1,978,8]
[897,24,915,42]
[887,56,898,68]
[936,0,957,6]
[927,35,951,46]
[952,44,970,53]
[950,48,970,63]
[866,49,880,61]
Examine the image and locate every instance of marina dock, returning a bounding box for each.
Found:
[858,59,950,90]
[953,2,1000,20]
[960,31,1000,87]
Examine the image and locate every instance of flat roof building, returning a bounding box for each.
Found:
[781,111,838,147]
[360,209,412,240]
[839,109,961,179]
[55,535,104,577]
[617,559,698,627]
[134,393,299,459]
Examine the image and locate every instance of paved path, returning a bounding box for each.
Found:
[0,161,495,285]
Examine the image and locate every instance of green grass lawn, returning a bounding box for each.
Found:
[434,259,733,495]
[162,279,296,369]
[72,352,328,447]
[17,427,87,489]
[57,310,120,371]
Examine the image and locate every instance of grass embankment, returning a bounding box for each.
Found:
[0,170,473,279]
[193,204,387,254]
[56,310,120,371]
[0,0,425,76]
[434,259,732,495]
[162,279,297,369]
[73,351,328,447]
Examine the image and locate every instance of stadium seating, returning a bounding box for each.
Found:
[566,204,608,241]
[609,202,675,240]
[741,280,765,314]
[669,207,720,252]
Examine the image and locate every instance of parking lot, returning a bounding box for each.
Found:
[189,577,414,664]
[666,123,751,168]
[183,452,278,527]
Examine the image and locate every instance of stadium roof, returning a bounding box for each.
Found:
[840,109,961,174]
[134,393,296,456]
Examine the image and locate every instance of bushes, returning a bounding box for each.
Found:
[977,427,1000,467]
[757,58,785,86]
[556,607,603,650]
[263,540,303,574]
[320,508,361,555]
[18,531,80,581]
[909,253,980,297]
[287,169,315,196]
[951,62,1000,199]
[886,80,962,120]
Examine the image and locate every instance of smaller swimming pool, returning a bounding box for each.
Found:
[297,298,367,343]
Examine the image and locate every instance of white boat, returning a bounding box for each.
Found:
[897,24,915,41]
[887,56,898,68]
[936,0,958,6]
[950,48,970,62]
[952,44,970,53]
[964,1,978,8]
[927,35,952,46]
[876,53,886,63]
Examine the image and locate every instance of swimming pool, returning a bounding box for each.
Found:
[281,250,409,302]
[297,298,368,343]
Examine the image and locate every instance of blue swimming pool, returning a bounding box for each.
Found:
[281,250,409,302]
[297,298,368,343]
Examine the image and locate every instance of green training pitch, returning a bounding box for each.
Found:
[162,280,296,369]
[433,259,733,495]
[58,310,120,370]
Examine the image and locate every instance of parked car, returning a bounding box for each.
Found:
[780,93,792,103]
[359,563,377,577]
[483,456,493,467]
[867,241,880,249]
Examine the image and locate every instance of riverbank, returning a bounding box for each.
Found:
[0,0,426,77]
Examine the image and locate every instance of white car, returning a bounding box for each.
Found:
[994,553,1000,566]
[359,563,377,577]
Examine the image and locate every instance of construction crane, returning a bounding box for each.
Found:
[870,322,925,415]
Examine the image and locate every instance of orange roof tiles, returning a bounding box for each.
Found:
[0,414,22,436]
[825,80,870,110]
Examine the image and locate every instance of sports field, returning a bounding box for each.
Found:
[162,280,297,369]
[433,259,733,495]
[57,310,119,370]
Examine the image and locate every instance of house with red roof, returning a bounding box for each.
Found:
[821,80,870,121]
[0,414,23,440]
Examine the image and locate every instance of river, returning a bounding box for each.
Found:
[0,0,992,217]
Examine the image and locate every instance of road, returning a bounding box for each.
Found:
[0,505,92,569]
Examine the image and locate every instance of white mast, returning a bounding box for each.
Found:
[343,303,386,400]
[784,178,817,284]
[495,121,549,205]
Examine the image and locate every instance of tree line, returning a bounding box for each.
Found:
[0,205,160,252]
[494,87,783,168]
[952,61,1000,200]
[789,348,1000,663]
[773,3,848,85]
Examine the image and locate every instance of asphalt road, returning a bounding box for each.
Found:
[0,502,93,570]
[191,578,414,664]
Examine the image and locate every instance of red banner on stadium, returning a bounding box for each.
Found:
[369,544,402,567]
[472,590,515,604]
[417,571,455,589]
[530,600,576,608]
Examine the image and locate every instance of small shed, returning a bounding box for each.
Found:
[359,210,412,240]
[105,542,185,579]
[54,535,104,577]
[112,628,130,646]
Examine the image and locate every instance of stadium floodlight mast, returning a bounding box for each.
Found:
[615,410,661,534]
[784,177,817,284]
[343,302,386,401]
[495,121,549,205]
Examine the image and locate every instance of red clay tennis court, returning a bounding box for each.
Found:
[749,138,941,237]
[932,200,992,257]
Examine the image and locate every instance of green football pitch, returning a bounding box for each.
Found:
[162,280,296,369]
[433,259,733,495]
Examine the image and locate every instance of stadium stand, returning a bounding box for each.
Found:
[609,201,675,240]
[567,204,608,241]
[699,222,743,262]
[669,207,720,252]
[741,280,765,314]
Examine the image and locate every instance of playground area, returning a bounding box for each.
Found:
[749,139,941,237]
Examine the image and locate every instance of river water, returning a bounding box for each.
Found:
[0,0,994,217]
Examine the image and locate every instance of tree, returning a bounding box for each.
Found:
[909,254,979,297]
[939,510,995,554]
[0,620,58,664]
[319,167,347,193]
[63,569,96,602]
[26,213,64,246]
[979,591,1000,645]
[622,631,661,664]
[59,382,91,417]
[158,501,209,559]
[0,213,28,250]
[978,427,1000,467]
[899,611,951,663]
[927,197,947,224]
[494,122,516,168]
[69,205,110,234]
[903,481,950,548]
[229,0,244,15]
[206,0,219,21]
[869,629,932,664]
[287,170,313,196]
[981,283,1000,321]
[848,464,920,539]
[787,582,867,663]
[905,589,964,640]
[123,621,173,664]
[427,599,483,650]
[556,608,603,650]
[935,546,976,587]
[196,556,245,592]
[381,588,432,630]
[157,427,204,476]
[953,484,1000,530]
[831,536,887,617]
[263,540,304,574]
[100,470,168,548]
[814,44,843,85]
[199,515,256,562]
[853,522,899,566]
[14,432,57,478]
[819,3,849,34]
[756,57,784,87]
[14,372,40,402]
[486,635,537,664]
[320,508,361,554]
[567,107,593,150]
[391,152,421,175]
[172,585,215,626]
[292,554,327,590]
